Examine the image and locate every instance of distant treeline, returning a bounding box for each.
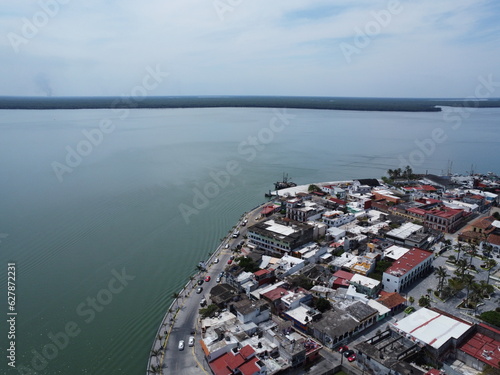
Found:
[1,96,500,112]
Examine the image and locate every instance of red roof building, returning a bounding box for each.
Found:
[382,248,433,293]
[209,345,265,375]
[457,324,500,371]
[331,270,354,289]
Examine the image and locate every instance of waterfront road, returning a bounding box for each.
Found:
[155,202,269,374]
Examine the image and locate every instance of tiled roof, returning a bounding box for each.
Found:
[384,248,432,277]
[487,233,500,246]
[377,292,406,309]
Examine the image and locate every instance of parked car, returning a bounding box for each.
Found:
[196,287,203,294]
[200,298,206,306]
[216,277,221,283]
[230,255,235,260]
[337,345,348,353]
[197,279,204,286]
[213,258,219,264]
[178,340,185,351]
[188,336,195,347]
[347,353,356,362]
[227,259,232,264]
[204,276,211,282]
[344,350,355,358]
[224,244,229,249]
[219,272,224,277]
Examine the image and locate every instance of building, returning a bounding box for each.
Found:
[208,344,267,375]
[248,219,314,255]
[311,301,378,348]
[321,210,355,228]
[231,298,270,326]
[285,199,324,222]
[377,291,407,314]
[349,274,381,298]
[385,222,429,248]
[458,215,496,244]
[457,323,500,371]
[355,329,426,375]
[382,247,433,293]
[391,307,474,361]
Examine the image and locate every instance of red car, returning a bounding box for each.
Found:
[347,353,356,362]
[337,345,348,353]
[227,259,233,264]
[204,276,211,282]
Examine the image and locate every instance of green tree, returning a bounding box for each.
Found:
[485,258,497,285]
[315,297,331,313]
[418,295,431,307]
[435,266,449,297]
[236,256,259,272]
[199,304,219,318]
[408,296,415,305]
[308,184,321,193]
[479,310,500,328]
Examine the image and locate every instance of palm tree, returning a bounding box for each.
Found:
[485,258,497,285]
[435,266,449,297]
[468,244,478,267]
[456,242,463,261]
[462,274,476,307]
[455,258,468,278]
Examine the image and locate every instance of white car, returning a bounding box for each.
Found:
[188,336,195,347]
[213,258,219,264]
[178,340,185,350]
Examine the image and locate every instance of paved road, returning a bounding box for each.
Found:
[153,202,269,374]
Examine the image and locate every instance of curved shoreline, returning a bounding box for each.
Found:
[146,201,268,374]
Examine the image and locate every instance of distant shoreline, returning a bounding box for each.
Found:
[1,96,500,112]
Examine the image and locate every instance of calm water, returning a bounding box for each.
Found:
[0,107,499,374]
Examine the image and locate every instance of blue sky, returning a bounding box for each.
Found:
[1,0,499,97]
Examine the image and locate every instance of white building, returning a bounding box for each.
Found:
[322,210,355,227]
[382,247,433,293]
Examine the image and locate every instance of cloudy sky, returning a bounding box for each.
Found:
[1,0,499,97]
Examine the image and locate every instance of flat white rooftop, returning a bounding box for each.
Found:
[350,274,380,289]
[265,220,296,236]
[384,245,410,260]
[387,222,423,240]
[393,308,471,349]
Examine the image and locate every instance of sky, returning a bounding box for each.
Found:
[1,0,500,98]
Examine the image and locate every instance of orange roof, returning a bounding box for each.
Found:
[377,292,406,309]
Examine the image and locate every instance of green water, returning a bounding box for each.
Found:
[0,107,499,374]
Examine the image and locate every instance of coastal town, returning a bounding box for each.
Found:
[149,169,500,375]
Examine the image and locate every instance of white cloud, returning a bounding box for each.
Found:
[0,0,499,96]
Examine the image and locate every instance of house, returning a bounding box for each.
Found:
[210,283,239,308]
[231,298,270,326]
[382,247,433,293]
[458,216,496,244]
[349,274,381,298]
[377,291,407,314]
[208,344,267,375]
